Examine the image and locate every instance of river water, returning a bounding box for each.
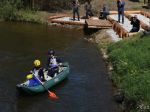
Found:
[0,22,119,112]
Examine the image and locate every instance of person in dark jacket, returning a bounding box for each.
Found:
[30,59,46,82]
[72,0,80,21]
[117,0,125,24]
[130,15,140,32]
[84,0,93,19]
[46,50,62,77]
[99,4,109,19]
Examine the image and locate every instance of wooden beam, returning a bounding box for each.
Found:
[141,11,150,18]
[85,19,112,29]
[50,19,85,25]
[107,16,129,38]
[109,10,141,15]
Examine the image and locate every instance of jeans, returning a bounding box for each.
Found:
[86,10,93,18]
[118,11,124,23]
[73,7,80,20]
[130,27,139,32]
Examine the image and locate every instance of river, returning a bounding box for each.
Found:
[0,22,119,112]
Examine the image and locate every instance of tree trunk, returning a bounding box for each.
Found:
[32,0,34,9]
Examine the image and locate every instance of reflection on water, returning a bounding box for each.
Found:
[0,22,119,112]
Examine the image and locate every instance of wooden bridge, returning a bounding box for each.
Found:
[85,18,112,29]
[48,10,150,38]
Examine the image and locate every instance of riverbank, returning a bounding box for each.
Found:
[94,30,150,112]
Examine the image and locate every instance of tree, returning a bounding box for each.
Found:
[32,0,34,9]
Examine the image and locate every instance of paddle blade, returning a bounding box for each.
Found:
[48,91,58,99]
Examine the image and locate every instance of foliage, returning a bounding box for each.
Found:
[0,0,22,20]
[107,35,150,111]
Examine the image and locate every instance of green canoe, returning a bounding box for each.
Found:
[16,62,69,94]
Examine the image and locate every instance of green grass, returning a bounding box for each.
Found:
[16,10,46,23]
[107,35,150,111]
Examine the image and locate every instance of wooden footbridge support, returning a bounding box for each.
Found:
[107,16,129,38]
[140,11,150,18]
[85,18,112,29]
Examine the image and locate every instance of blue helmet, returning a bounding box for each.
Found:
[48,50,55,55]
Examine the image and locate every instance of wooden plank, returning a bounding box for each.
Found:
[48,14,71,20]
[88,26,110,29]
[48,15,66,20]
[109,11,118,14]
[128,32,139,36]
[50,17,85,25]
[110,10,141,15]
[86,19,112,28]
[124,10,141,14]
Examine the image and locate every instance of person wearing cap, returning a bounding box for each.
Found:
[25,74,40,87]
[30,59,46,82]
[130,15,140,32]
[46,50,62,77]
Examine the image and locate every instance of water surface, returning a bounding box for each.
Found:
[0,22,119,112]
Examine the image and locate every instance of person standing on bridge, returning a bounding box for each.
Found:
[99,4,109,19]
[84,0,93,19]
[72,0,80,21]
[117,0,125,24]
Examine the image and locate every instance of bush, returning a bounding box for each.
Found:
[0,1,17,20]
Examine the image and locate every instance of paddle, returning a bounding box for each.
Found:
[34,75,58,99]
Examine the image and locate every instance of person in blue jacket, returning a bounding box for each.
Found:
[117,0,125,24]
[26,74,40,87]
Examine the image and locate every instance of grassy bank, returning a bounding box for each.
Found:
[106,35,150,111]
[15,10,50,24]
[0,8,50,24]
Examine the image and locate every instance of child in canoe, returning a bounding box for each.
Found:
[25,74,41,87]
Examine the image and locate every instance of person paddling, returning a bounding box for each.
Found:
[30,59,46,82]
